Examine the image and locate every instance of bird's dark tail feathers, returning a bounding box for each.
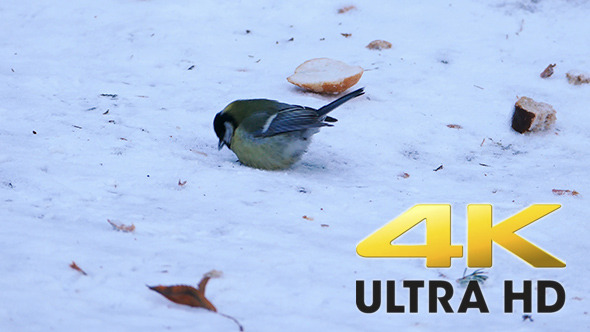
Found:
[316,87,365,118]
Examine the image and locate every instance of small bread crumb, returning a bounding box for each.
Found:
[366,40,392,50]
[566,70,590,85]
[512,97,556,133]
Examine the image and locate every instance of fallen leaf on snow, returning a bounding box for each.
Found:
[148,270,222,312]
[302,215,314,221]
[178,179,187,186]
[447,124,463,129]
[540,64,556,78]
[552,189,579,196]
[338,5,356,13]
[398,172,410,179]
[107,219,135,232]
[148,285,217,311]
[341,33,352,38]
[70,261,87,276]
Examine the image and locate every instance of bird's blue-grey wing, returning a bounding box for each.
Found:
[254,106,332,137]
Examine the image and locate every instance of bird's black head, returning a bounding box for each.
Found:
[213,112,236,150]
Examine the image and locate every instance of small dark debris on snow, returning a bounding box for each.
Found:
[72,125,82,129]
[32,130,37,134]
[86,107,97,111]
[522,314,534,322]
[457,268,488,286]
[433,165,444,172]
[288,37,294,42]
[246,29,251,34]
[479,163,490,167]
[341,33,352,38]
[540,64,556,78]
[69,261,88,276]
[103,109,110,115]
[11,68,15,72]
[100,93,118,99]
[187,65,195,70]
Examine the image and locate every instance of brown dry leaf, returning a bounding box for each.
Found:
[338,5,356,13]
[178,179,187,186]
[149,285,217,311]
[148,270,222,312]
[398,172,410,179]
[341,33,352,38]
[540,64,556,78]
[302,215,314,221]
[148,271,244,331]
[107,219,135,232]
[447,124,463,129]
[552,189,579,196]
[366,40,392,50]
[70,261,87,276]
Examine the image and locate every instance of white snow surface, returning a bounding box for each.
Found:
[1,0,589,331]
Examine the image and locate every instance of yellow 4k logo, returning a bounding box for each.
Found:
[356,204,565,268]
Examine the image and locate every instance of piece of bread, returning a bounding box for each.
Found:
[511,96,556,133]
[287,58,363,94]
[566,70,590,85]
[366,40,392,50]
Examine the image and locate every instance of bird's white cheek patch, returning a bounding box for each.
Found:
[223,122,234,145]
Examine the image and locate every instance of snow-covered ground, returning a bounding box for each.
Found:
[1,0,589,331]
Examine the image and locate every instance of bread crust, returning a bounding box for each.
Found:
[287,58,363,94]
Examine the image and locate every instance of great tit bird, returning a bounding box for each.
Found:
[214,87,365,170]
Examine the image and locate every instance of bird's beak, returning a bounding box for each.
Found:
[218,140,225,150]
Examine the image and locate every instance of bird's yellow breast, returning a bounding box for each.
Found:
[230,128,314,170]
